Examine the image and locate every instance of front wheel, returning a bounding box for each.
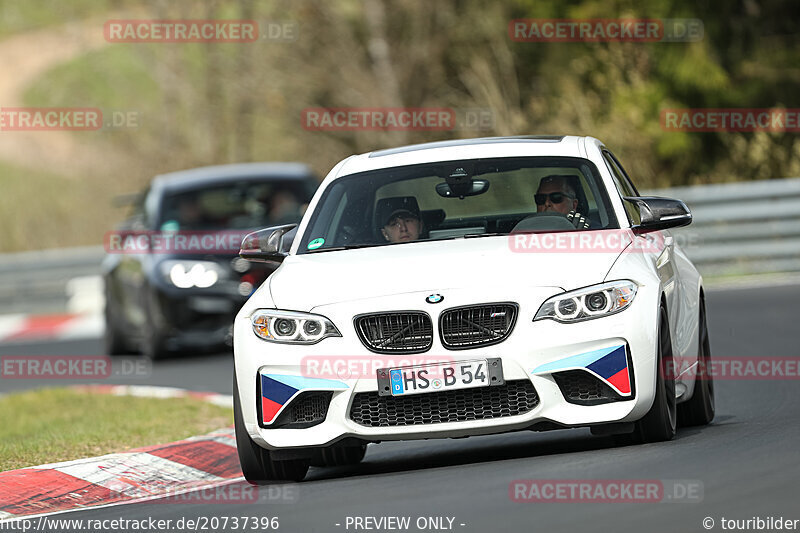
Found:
[104,302,130,356]
[678,298,715,426]
[141,315,170,360]
[104,280,134,355]
[233,373,310,483]
[634,305,677,443]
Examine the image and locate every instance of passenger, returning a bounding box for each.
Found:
[381,207,423,243]
[268,189,303,225]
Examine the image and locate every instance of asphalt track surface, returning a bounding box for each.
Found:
[4,284,800,533]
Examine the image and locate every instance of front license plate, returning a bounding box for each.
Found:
[377,358,504,397]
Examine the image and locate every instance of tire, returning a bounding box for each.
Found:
[142,315,170,360]
[233,373,310,483]
[310,443,367,468]
[104,286,130,355]
[678,298,715,426]
[634,305,677,443]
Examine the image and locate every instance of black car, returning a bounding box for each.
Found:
[102,163,318,359]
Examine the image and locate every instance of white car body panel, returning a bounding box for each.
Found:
[234,135,704,451]
[270,238,623,311]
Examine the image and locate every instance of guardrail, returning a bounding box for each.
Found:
[0,177,798,313]
[0,246,105,314]
[646,177,800,276]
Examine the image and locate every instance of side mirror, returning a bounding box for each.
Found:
[625,196,692,232]
[239,224,297,263]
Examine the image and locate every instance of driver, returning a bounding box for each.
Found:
[535,175,589,229]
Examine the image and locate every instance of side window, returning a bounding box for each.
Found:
[604,150,640,196]
[602,150,640,224]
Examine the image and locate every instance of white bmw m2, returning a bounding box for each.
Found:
[233,136,714,482]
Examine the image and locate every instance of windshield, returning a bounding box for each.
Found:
[157,180,313,231]
[298,156,618,253]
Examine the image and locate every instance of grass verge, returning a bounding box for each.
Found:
[0,387,233,472]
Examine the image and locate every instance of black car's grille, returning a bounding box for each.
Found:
[439,303,518,349]
[269,392,332,428]
[552,370,627,405]
[354,312,433,354]
[349,380,539,427]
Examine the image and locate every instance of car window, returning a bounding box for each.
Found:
[602,150,641,224]
[298,156,619,253]
[604,150,640,196]
[158,180,312,230]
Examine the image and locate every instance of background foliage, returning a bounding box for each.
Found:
[1,0,798,250]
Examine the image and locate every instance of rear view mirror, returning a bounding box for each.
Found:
[625,197,692,232]
[436,179,490,198]
[239,224,297,263]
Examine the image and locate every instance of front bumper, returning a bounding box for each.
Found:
[233,285,660,450]
[150,286,244,347]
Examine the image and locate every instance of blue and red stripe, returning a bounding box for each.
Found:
[259,373,349,424]
[532,344,631,396]
[260,375,298,423]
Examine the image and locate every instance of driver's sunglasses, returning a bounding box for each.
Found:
[534,192,575,205]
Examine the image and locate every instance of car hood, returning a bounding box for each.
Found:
[267,236,623,311]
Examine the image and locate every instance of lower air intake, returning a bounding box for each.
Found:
[553,370,628,405]
[349,380,539,427]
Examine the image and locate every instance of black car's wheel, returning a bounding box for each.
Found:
[104,295,130,356]
[678,297,715,426]
[310,443,368,468]
[634,305,677,443]
[233,374,310,483]
[141,314,169,360]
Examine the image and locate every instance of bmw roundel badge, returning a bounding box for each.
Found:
[426,294,444,304]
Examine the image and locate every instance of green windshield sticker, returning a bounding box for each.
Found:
[160,220,180,232]
[307,238,325,250]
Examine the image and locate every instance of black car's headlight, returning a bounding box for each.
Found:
[251,309,341,344]
[534,280,638,323]
[159,260,226,288]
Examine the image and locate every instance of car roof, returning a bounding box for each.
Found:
[335,135,593,178]
[152,162,316,193]
[368,135,566,157]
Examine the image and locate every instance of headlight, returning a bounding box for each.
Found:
[159,260,225,289]
[534,280,638,323]
[251,309,341,344]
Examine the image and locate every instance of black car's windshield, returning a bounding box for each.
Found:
[298,157,618,254]
[158,180,312,231]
